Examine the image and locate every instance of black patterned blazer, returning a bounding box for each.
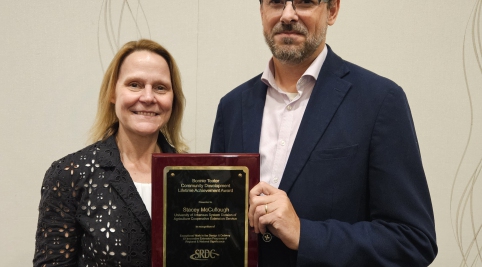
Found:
[33,134,175,267]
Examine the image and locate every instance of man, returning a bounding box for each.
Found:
[210,0,437,266]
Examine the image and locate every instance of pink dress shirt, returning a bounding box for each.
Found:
[259,45,328,188]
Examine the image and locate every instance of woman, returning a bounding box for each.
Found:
[33,39,187,266]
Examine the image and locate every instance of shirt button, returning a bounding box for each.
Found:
[280,140,285,146]
[287,105,292,110]
[273,177,279,183]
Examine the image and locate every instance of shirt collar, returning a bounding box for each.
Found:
[261,44,328,89]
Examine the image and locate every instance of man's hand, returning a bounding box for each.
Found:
[248,182,300,250]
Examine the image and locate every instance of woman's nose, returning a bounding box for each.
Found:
[140,87,155,103]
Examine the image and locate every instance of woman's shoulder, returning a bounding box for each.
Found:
[43,137,119,183]
[49,140,103,166]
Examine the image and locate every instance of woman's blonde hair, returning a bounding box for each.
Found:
[90,39,188,152]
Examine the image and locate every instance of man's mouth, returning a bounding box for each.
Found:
[277,31,302,35]
[272,23,307,36]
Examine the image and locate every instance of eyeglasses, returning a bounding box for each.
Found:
[263,0,328,13]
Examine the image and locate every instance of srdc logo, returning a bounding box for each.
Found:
[189,249,220,261]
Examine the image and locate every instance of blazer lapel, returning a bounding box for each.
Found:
[279,48,352,193]
[242,77,268,153]
[98,136,152,233]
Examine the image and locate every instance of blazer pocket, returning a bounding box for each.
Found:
[309,144,358,161]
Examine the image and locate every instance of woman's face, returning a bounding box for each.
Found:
[112,50,173,139]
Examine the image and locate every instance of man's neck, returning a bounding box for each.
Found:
[272,45,325,93]
[272,59,310,93]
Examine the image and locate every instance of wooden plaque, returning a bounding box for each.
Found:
[152,153,259,267]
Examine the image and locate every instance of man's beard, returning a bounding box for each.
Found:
[264,22,326,64]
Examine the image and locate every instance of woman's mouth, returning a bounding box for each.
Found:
[134,111,158,116]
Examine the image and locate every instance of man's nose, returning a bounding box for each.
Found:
[280,1,298,24]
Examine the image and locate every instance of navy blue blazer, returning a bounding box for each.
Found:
[210,46,437,266]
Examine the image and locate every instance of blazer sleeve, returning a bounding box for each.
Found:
[296,86,437,266]
[33,161,82,267]
[210,99,226,153]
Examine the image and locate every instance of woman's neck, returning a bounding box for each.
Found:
[115,129,161,183]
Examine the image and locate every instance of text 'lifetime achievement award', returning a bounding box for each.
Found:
[152,154,259,267]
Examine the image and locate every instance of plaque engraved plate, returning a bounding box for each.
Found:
[152,154,259,267]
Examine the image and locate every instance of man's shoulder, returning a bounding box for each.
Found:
[343,60,399,89]
[325,46,400,90]
[232,73,263,92]
[340,62,408,105]
[220,73,265,100]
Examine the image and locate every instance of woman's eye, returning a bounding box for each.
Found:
[129,82,139,88]
[155,86,166,91]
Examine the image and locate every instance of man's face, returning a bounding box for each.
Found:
[260,0,338,64]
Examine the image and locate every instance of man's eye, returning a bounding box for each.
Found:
[269,0,284,4]
[296,0,315,5]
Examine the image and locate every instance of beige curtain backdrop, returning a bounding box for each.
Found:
[1,0,481,266]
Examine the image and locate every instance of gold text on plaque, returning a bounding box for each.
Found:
[189,249,220,261]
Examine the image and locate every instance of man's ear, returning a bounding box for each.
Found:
[327,0,340,26]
